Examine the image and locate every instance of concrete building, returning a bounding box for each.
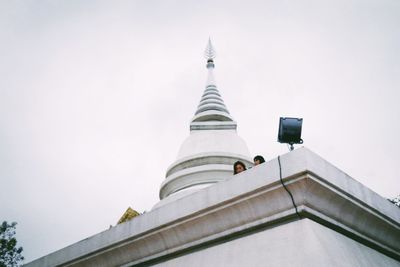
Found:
[25,41,400,267]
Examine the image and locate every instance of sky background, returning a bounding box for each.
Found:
[1,0,399,263]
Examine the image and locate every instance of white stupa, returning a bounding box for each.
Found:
[154,40,252,208]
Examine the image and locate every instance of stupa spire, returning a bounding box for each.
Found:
[191,39,236,130]
[204,38,216,86]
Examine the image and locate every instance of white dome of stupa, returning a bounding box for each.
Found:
[153,40,252,209]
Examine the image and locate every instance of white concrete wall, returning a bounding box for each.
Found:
[153,219,400,267]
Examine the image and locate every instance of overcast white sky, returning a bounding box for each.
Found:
[1,0,399,263]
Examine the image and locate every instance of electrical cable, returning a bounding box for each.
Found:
[278,155,301,219]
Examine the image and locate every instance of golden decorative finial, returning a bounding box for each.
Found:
[117,207,140,224]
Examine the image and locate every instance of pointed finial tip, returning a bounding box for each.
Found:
[204,38,216,60]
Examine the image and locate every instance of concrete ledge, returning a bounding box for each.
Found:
[165,153,252,177]
[25,147,400,267]
[160,164,230,199]
[161,152,252,199]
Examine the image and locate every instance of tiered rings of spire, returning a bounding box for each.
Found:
[191,40,236,130]
[195,42,229,115]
